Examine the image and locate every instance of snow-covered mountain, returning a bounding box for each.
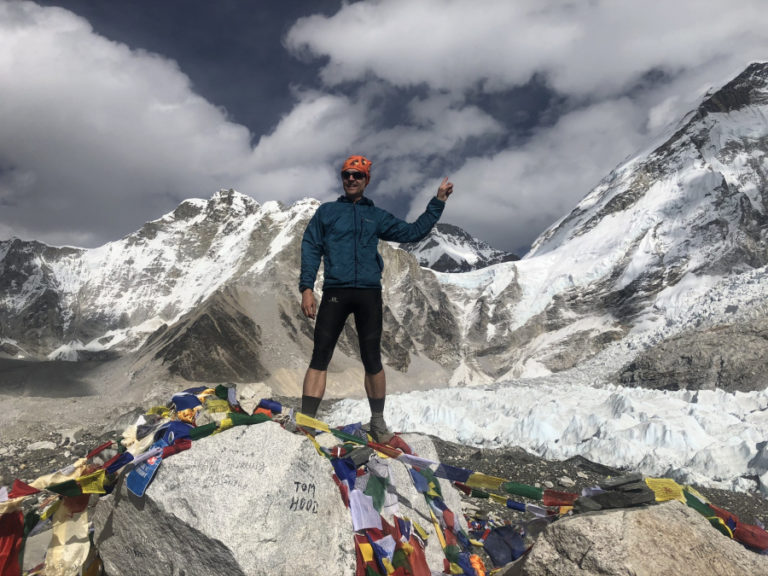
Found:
[397,223,518,272]
[2,62,768,398]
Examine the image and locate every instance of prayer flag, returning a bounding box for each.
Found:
[86,441,113,459]
[77,469,107,494]
[9,479,39,499]
[47,480,82,497]
[434,463,472,483]
[501,481,543,501]
[350,489,382,531]
[0,510,23,576]
[465,472,505,491]
[645,477,686,503]
[295,412,331,433]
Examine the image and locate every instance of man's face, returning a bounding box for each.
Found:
[342,170,367,198]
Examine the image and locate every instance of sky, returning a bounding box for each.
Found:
[0,1,767,254]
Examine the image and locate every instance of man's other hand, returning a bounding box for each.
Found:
[301,289,317,319]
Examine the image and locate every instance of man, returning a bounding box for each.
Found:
[299,154,453,443]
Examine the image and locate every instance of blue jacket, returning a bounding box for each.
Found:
[300,195,445,291]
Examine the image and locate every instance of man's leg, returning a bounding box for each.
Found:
[301,368,327,417]
[365,369,393,443]
[303,289,349,418]
[354,290,392,443]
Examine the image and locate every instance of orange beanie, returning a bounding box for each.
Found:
[341,155,372,183]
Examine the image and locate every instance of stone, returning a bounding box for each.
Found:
[92,423,465,576]
[93,422,356,576]
[507,501,768,576]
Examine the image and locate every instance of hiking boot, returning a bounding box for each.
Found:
[368,417,394,444]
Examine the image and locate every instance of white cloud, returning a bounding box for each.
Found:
[287,0,767,98]
[0,1,260,245]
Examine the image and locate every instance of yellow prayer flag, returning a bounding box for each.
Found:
[0,497,24,515]
[203,398,231,413]
[295,412,332,433]
[41,499,62,521]
[449,562,464,574]
[465,472,506,492]
[77,469,107,494]
[359,542,374,563]
[146,406,171,417]
[489,493,508,506]
[429,509,447,549]
[216,418,234,432]
[410,519,429,542]
[645,477,685,503]
[304,431,325,457]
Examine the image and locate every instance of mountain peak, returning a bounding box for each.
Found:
[398,222,518,272]
[698,61,768,115]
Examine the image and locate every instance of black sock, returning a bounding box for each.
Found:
[368,396,385,416]
[301,395,322,417]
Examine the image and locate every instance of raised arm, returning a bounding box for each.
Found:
[379,177,453,243]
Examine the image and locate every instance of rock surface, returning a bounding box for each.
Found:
[505,500,768,576]
[618,316,768,392]
[91,422,465,576]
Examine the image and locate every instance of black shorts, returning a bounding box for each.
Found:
[309,288,383,374]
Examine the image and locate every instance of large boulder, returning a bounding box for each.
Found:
[91,421,464,575]
[506,500,768,576]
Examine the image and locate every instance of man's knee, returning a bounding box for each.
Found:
[360,339,383,374]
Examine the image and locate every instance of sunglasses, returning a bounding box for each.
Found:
[341,170,366,181]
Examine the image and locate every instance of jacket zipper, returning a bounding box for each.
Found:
[353,203,358,287]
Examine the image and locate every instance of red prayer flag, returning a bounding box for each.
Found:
[0,510,24,576]
[542,489,579,507]
[86,440,114,459]
[8,479,39,499]
[734,523,768,552]
[161,438,193,459]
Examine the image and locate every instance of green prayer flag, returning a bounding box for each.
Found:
[443,544,461,563]
[47,479,82,497]
[215,384,229,400]
[330,429,367,445]
[419,467,443,498]
[228,412,270,426]
[189,422,217,440]
[364,474,387,511]
[684,489,714,517]
[392,548,410,571]
[501,481,543,501]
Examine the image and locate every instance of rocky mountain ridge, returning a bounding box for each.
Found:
[398,222,519,272]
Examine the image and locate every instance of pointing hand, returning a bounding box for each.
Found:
[437,177,453,201]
